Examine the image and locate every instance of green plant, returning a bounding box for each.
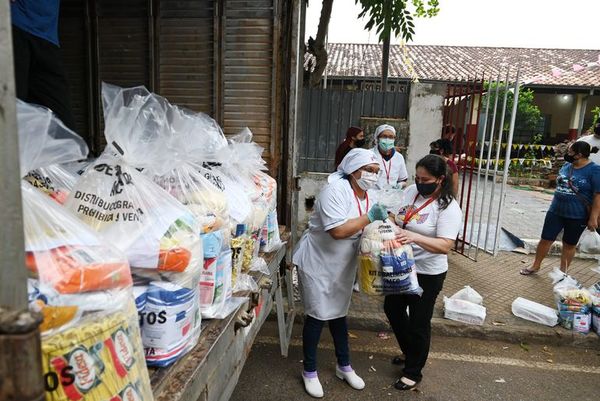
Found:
[588,106,600,133]
[482,83,542,134]
[525,132,543,160]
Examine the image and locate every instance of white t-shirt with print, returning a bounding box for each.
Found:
[395,184,462,275]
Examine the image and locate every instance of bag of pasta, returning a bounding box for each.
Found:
[17,100,153,400]
[358,221,422,296]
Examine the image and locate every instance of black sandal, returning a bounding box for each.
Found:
[391,356,405,366]
[394,377,419,391]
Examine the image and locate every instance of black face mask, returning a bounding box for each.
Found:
[355,138,366,148]
[416,182,439,197]
[429,149,441,155]
[564,154,576,163]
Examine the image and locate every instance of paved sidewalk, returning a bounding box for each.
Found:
[347,251,600,348]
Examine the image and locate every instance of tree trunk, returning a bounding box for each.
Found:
[309,0,333,87]
[381,36,390,90]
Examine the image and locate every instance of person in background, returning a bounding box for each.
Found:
[520,141,600,275]
[11,0,76,130]
[577,122,600,165]
[293,149,388,398]
[430,139,459,196]
[442,124,457,142]
[386,154,462,391]
[371,124,409,189]
[334,126,365,170]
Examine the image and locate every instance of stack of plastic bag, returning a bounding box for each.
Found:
[144,100,234,319]
[443,286,487,325]
[548,268,591,333]
[17,100,154,400]
[64,84,203,366]
[358,221,421,296]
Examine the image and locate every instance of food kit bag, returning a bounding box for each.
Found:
[24,164,79,204]
[443,297,486,325]
[17,100,153,400]
[65,84,203,364]
[358,221,422,296]
[511,297,558,327]
[555,288,592,333]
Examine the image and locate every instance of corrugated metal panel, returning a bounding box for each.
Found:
[158,0,214,114]
[59,1,92,147]
[222,1,274,163]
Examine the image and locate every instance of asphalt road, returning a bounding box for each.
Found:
[231,321,600,401]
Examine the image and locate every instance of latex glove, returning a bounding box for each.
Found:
[367,203,388,222]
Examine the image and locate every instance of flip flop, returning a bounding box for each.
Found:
[519,268,539,276]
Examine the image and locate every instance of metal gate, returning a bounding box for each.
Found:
[446,70,523,260]
[300,81,409,173]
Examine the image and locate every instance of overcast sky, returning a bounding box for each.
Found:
[305,0,599,49]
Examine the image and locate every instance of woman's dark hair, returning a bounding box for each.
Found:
[416,154,454,210]
[436,139,453,156]
[570,141,591,158]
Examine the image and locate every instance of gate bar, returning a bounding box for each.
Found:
[493,69,521,255]
[484,68,511,251]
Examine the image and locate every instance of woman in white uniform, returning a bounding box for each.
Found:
[293,148,388,398]
[371,124,409,189]
[387,154,462,391]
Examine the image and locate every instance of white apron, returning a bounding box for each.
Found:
[293,179,371,320]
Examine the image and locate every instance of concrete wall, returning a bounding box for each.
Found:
[533,93,574,139]
[405,83,446,179]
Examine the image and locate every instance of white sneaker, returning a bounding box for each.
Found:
[336,366,365,390]
[302,372,324,398]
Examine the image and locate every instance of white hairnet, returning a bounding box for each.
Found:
[374,124,396,138]
[328,148,379,183]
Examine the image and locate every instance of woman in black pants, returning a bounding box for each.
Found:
[386,155,462,390]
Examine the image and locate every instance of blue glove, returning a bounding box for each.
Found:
[367,203,388,222]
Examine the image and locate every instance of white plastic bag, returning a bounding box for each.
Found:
[449,286,484,305]
[17,101,153,399]
[358,221,422,296]
[443,297,486,325]
[578,229,600,254]
[511,297,558,327]
[373,186,405,213]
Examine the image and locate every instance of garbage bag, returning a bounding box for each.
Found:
[578,229,600,254]
[511,297,558,327]
[358,221,422,296]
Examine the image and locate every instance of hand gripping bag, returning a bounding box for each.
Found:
[16,100,153,400]
[358,221,422,296]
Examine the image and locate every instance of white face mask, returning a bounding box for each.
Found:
[356,171,378,190]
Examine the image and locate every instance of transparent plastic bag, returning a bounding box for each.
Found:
[578,229,600,254]
[358,221,422,296]
[24,164,79,204]
[449,286,484,305]
[511,297,558,327]
[373,186,405,213]
[260,210,285,253]
[17,100,88,177]
[21,179,152,398]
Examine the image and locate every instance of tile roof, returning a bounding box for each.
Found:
[310,44,600,88]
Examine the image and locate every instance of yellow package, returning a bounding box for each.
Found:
[358,256,383,296]
[41,304,153,401]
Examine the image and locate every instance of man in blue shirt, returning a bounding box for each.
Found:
[11,0,75,130]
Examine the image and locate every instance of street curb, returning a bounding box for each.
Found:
[270,308,600,350]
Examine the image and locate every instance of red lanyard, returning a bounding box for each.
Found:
[402,193,436,228]
[354,191,369,216]
[383,158,392,184]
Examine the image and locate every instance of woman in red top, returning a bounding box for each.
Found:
[430,139,459,196]
[334,127,365,170]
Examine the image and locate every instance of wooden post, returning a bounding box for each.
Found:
[381,35,390,91]
[0,3,45,401]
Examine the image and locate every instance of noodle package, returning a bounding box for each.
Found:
[358,221,422,296]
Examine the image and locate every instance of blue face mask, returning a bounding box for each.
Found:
[379,138,395,151]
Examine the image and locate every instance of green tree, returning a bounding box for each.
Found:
[483,82,542,135]
[306,0,440,87]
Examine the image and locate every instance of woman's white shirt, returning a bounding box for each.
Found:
[396,184,462,275]
[371,147,409,189]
